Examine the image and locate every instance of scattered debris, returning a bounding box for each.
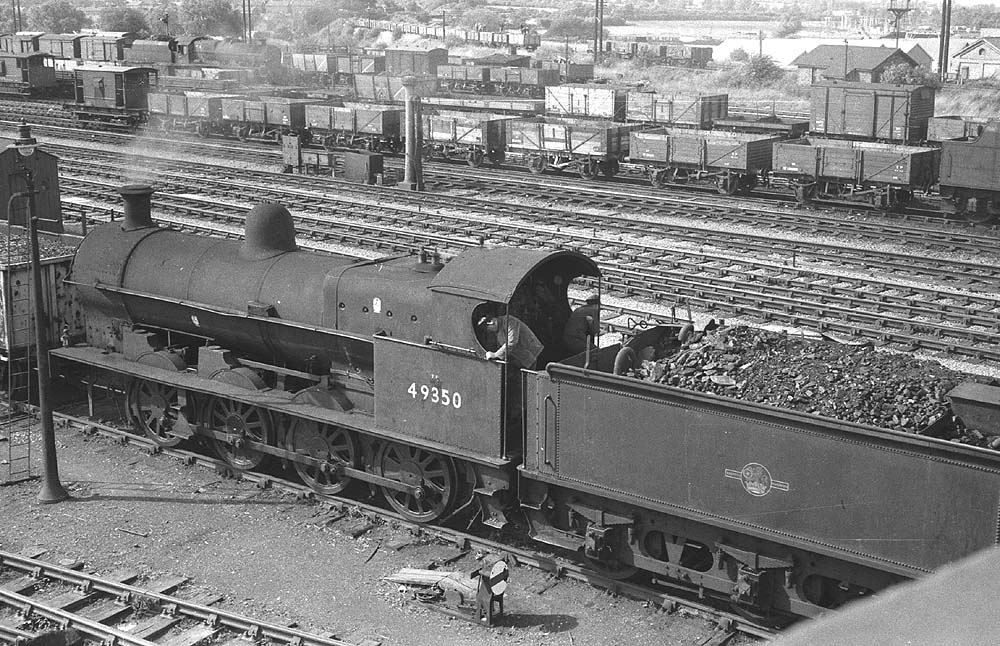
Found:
[115,527,149,538]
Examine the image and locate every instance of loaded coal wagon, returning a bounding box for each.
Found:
[771,137,938,209]
[220,96,318,142]
[506,116,641,178]
[627,128,783,194]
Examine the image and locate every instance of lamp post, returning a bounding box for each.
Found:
[9,123,69,504]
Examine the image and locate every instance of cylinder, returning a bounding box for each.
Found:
[119,184,155,230]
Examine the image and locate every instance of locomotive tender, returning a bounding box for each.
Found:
[47,186,1000,620]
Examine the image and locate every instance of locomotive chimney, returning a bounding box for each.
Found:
[119,184,155,230]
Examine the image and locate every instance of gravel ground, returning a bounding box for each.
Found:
[0,410,749,646]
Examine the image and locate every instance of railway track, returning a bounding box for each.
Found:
[0,549,362,646]
[47,145,1000,363]
[1,407,776,643]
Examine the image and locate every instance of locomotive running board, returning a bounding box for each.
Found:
[51,345,511,469]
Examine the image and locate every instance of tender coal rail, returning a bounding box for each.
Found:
[0,550,360,646]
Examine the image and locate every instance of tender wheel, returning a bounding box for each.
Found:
[204,397,273,470]
[584,553,640,581]
[126,379,185,447]
[375,442,456,522]
[288,420,357,495]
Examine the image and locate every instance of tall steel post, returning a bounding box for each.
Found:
[939,0,951,81]
[402,76,424,191]
[25,175,67,505]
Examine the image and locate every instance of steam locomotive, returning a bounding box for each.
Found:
[49,186,1000,620]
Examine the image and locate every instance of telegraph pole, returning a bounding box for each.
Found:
[889,0,912,49]
[938,0,952,81]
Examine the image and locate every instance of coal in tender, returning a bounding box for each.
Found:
[626,324,995,447]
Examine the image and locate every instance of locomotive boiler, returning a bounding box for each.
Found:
[60,184,598,522]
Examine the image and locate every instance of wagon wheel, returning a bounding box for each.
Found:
[527,155,547,174]
[203,396,273,470]
[287,420,358,495]
[793,181,818,204]
[196,121,210,138]
[579,158,600,180]
[649,169,669,189]
[488,150,506,167]
[716,172,740,195]
[959,197,996,224]
[466,148,485,168]
[601,158,620,178]
[375,441,456,522]
[126,378,185,447]
[237,124,250,141]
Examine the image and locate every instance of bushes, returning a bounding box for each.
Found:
[717,54,788,88]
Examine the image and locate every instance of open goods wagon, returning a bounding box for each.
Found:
[772,137,938,208]
[625,91,728,129]
[628,128,783,194]
[305,102,402,151]
[353,73,438,101]
[420,109,509,166]
[538,60,594,83]
[810,81,935,142]
[220,96,317,142]
[487,67,560,97]
[545,84,628,121]
[148,91,240,136]
[506,116,641,178]
[424,96,545,115]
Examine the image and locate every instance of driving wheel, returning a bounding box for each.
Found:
[288,420,357,495]
[375,441,456,522]
[204,396,273,470]
[127,379,185,447]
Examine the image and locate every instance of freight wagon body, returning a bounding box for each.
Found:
[38,33,82,60]
[79,32,134,62]
[772,137,938,208]
[545,84,628,121]
[810,81,935,142]
[521,355,1000,617]
[628,127,782,194]
[220,96,317,141]
[0,245,79,401]
[488,66,560,97]
[538,60,595,82]
[125,38,176,64]
[927,115,989,142]
[420,109,509,166]
[384,47,448,75]
[506,116,640,177]
[0,52,57,96]
[625,91,728,129]
[148,91,235,135]
[353,73,438,101]
[938,122,1000,222]
[425,96,545,115]
[304,103,402,151]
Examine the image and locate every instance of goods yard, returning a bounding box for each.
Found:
[3,16,1000,646]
